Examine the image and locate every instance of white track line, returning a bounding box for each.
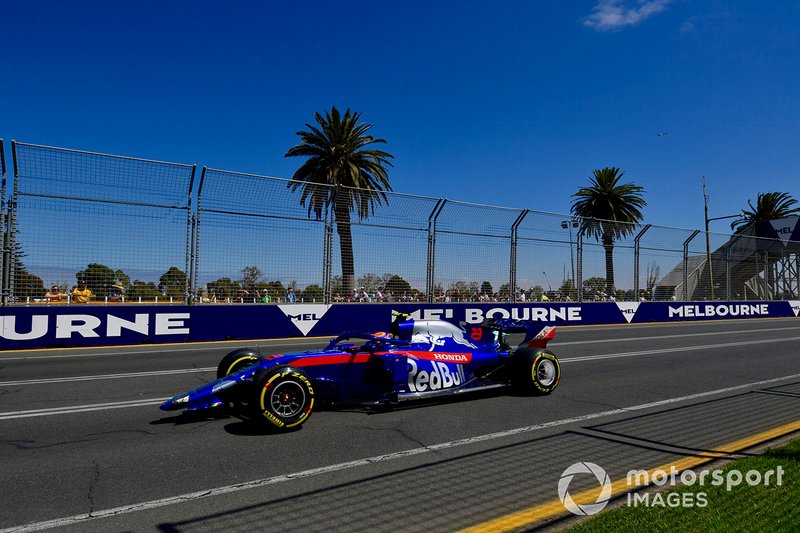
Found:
[0,398,168,420]
[5,372,800,533]
[554,326,800,346]
[0,367,214,386]
[4,333,800,389]
[559,335,800,363]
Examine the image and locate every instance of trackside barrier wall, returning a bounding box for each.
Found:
[0,301,798,350]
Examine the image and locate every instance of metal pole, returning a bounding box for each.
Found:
[509,209,529,304]
[683,230,700,301]
[569,222,576,295]
[426,199,445,303]
[725,246,732,300]
[576,229,584,302]
[185,165,197,303]
[633,224,652,299]
[763,249,769,300]
[703,177,714,300]
[0,139,5,305]
[8,141,19,304]
[323,187,337,304]
[194,166,208,301]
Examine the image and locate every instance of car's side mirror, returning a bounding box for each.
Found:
[338,343,361,354]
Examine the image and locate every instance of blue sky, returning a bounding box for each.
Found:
[1,0,798,233]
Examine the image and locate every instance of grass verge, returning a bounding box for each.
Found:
[566,436,800,532]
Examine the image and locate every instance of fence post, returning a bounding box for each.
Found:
[633,224,652,299]
[0,139,5,306]
[426,199,445,303]
[682,230,700,301]
[723,245,730,300]
[194,167,208,301]
[8,141,19,304]
[763,249,769,300]
[185,165,197,303]
[576,230,584,302]
[509,209,529,304]
[322,188,337,304]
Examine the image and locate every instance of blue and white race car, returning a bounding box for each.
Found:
[160,314,561,431]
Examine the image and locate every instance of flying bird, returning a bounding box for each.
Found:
[657,131,669,136]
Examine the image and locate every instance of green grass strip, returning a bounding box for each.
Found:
[568,437,800,532]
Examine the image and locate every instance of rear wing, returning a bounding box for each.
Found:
[481,318,557,349]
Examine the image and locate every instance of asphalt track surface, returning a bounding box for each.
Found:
[1,318,799,532]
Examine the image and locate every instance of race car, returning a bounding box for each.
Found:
[160,314,561,431]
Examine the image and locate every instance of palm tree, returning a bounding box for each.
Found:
[285,107,394,294]
[571,167,646,296]
[730,192,800,233]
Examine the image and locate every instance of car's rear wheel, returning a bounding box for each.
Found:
[217,349,260,379]
[252,367,315,431]
[511,347,561,395]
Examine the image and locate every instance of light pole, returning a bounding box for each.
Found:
[542,271,553,292]
[561,219,578,298]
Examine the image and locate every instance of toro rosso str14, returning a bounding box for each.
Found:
[160,314,561,431]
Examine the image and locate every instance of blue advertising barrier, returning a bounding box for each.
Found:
[0,300,798,350]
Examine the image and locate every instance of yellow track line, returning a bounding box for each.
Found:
[458,418,800,533]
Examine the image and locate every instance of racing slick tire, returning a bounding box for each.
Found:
[217,349,260,379]
[510,347,561,395]
[252,367,315,431]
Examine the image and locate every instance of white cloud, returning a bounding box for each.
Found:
[584,0,672,32]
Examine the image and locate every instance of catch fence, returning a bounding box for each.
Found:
[0,139,797,305]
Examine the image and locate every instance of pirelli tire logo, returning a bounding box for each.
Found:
[259,371,314,428]
[262,410,285,428]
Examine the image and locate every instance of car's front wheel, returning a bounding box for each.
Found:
[252,367,315,431]
[511,347,561,395]
[217,349,260,379]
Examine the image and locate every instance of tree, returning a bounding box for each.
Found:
[207,278,236,299]
[644,261,661,299]
[498,283,513,300]
[285,107,394,294]
[385,275,411,298]
[240,266,263,288]
[159,267,187,299]
[128,280,160,301]
[330,275,344,297]
[583,277,607,296]
[301,284,324,302]
[114,269,131,291]
[480,281,494,296]
[76,263,117,298]
[263,280,286,300]
[15,269,45,300]
[444,281,464,301]
[571,167,646,295]
[731,192,800,233]
[357,273,387,294]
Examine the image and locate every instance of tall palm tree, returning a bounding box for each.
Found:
[571,167,646,296]
[731,192,800,233]
[285,107,394,294]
